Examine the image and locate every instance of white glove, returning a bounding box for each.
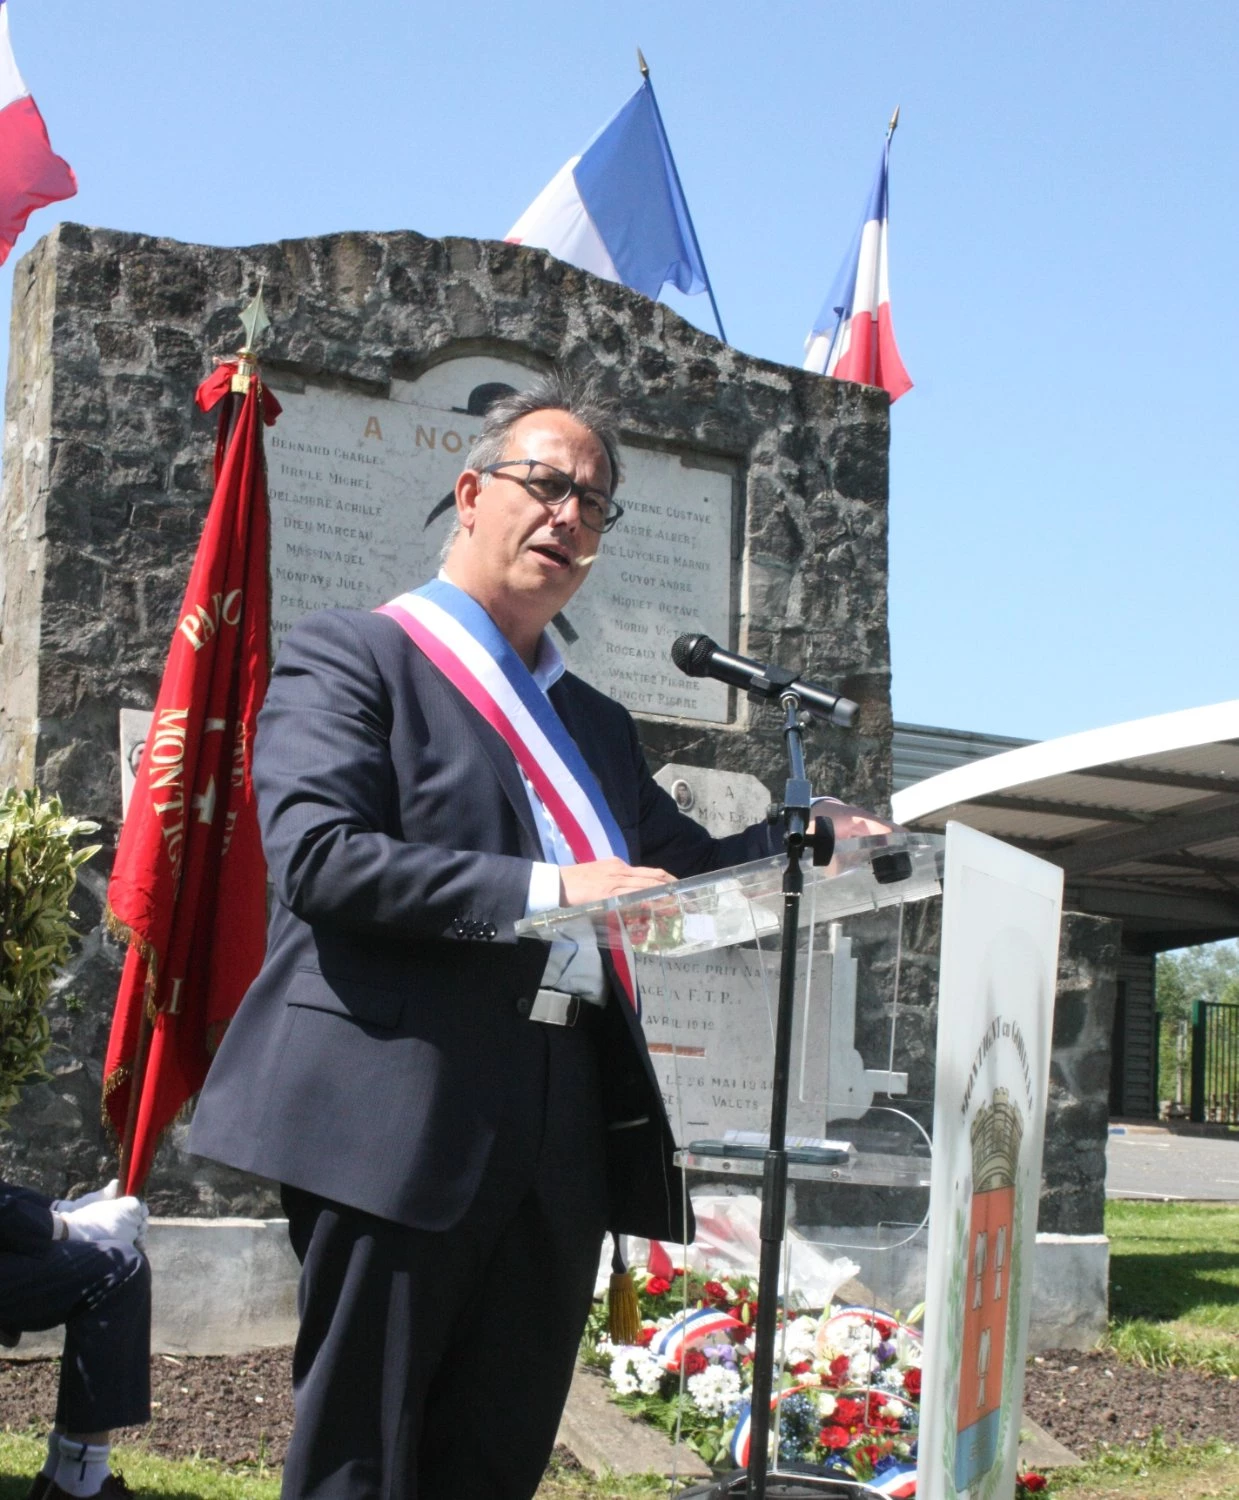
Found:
[61,1195,148,1247]
[52,1178,120,1213]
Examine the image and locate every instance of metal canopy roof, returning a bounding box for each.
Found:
[890,702,1239,953]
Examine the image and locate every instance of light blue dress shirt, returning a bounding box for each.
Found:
[517,632,608,1003]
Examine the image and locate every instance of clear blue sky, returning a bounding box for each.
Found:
[3,0,1235,741]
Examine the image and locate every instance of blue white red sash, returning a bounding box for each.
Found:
[377,579,639,1011]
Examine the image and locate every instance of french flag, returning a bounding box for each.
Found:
[505,77,722,331]
[803,135,911,401]
[0,1,76,265]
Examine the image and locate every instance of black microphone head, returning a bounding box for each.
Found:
[671,633,717,677]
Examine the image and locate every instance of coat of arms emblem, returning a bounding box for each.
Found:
[955,1086,1023,1491]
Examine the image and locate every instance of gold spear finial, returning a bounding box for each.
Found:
[233,276,270,393]
[887,104,901,139]
[637,47,650,79]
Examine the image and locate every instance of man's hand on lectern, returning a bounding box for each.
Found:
[560,858,675,907]
[811,799,903,842]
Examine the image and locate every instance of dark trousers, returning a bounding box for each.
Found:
[280,1014,610,1500]
[0,1240,151,1431]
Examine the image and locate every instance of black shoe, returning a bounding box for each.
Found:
[23,1475,53,1500]
[40,1474,136,1499]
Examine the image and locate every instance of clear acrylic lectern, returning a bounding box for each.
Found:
[516,831,944,1497]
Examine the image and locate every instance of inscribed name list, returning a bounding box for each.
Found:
[266,355,735,722]
[637,943,831,1144]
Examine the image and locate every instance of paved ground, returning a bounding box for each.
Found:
[1106,1121,1239,1201]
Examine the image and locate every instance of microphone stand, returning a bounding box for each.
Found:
[684,688,845,1499]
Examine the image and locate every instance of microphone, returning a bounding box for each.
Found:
[671,634,858,728]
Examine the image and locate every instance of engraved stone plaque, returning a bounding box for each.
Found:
[268,354,736,721]
[637,941,832,1143]
[654,763,772,838]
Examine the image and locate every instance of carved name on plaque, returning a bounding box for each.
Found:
[653,763,772,837]
[637,941,830,1142]
[268,354,736,722]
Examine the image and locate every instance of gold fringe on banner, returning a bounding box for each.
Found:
[103,903,163,1020]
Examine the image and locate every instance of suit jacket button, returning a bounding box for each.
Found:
[483,922,497,940]
[452,917,466,936]
[515,996,531,1017]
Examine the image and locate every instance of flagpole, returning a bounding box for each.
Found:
[117,1006,153,1193]
[637,49,729,346]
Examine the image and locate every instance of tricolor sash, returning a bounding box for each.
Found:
[377,579,639,1011]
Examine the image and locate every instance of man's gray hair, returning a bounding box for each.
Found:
[464,371,623,495]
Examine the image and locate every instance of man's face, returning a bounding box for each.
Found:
[450,408,613,644]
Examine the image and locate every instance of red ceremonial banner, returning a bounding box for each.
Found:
[103,363,279,1192]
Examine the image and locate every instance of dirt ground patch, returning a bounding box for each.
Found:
[2,1345,1238,1469]
[1021,1348,1239,1457]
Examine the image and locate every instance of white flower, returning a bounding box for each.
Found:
[849,1351,875,1381]
[608,1345,664,1398]
[880,1397,907,1421]
[687,1364,743,1416]
[817,1393,837,1418]
[780,1316,820,1365]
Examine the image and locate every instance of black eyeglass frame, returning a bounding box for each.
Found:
[478,459,625,534]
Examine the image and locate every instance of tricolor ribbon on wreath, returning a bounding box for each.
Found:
[649,1306,745,1362]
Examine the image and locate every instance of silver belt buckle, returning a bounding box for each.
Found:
[529,988,581,1027]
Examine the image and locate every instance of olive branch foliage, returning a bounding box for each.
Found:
[0,788,100,1120]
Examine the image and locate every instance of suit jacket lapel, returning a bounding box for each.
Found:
[426,666,543,860]
[548,677,609,803]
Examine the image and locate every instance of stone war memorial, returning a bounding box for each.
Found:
[0,223,1115,1354]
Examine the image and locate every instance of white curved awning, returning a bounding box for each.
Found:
[891,701,1239,949]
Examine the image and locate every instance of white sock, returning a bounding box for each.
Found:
[40,1430,59,1477]
[53,1437,111,1498]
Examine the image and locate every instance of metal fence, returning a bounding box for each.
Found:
[1190,999,1239,1124]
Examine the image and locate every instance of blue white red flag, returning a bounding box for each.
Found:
[804,137,911,401]
[0,2,76,264]
[506,79,719,316]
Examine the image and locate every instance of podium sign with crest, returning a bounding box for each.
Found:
[917,823,1063,1500]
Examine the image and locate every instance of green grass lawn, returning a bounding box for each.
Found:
[1106,1199,1239,1374]
[0,1434,676,1500]
[1052,1436,1239,1500]
[0,1433,280,1500]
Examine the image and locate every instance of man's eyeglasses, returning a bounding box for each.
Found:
[478,460,624,534]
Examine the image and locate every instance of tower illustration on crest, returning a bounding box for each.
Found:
[955,1087,1024,1491]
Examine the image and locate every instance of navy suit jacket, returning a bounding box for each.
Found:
[189,607,777,1240]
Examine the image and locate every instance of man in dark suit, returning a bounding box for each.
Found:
[190,373,880,1499]
[1,1180,149,1500]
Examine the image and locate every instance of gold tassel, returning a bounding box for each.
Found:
[608,1267,642,1345]
[607,1232,642,1344]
